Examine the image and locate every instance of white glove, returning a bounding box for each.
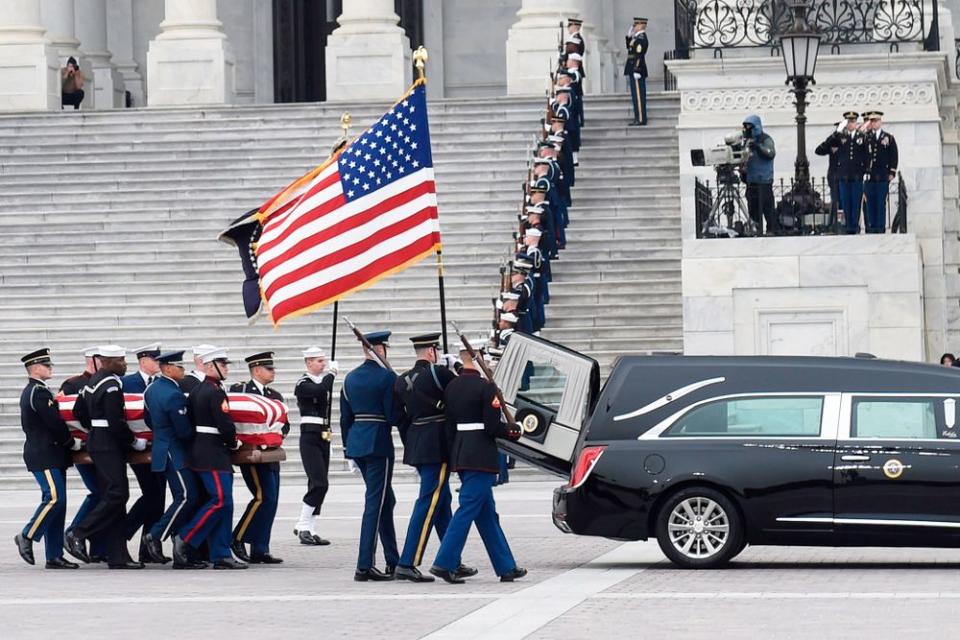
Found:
[440,354,459,370]
[70,437,83,451]
[347,459,360,475]
[231,439,243,451]
[836,121,845,133]
[327,360,339,376]
[131,438,148,452]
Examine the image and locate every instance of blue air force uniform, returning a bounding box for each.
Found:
[16,349,77,567]
[864,112,899,234]
[340,331,401,577]
[144,352,200,546]
[431,366,522,581]
[394,334,457,577]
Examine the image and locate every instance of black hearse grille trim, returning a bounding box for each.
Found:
[777,517,960,529]
[613,377,726,422]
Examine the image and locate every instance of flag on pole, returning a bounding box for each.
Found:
[254,79,441,326]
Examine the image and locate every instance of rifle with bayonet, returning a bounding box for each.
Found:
[451,321,520,437]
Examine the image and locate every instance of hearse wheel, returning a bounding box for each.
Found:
[655,486,744,569]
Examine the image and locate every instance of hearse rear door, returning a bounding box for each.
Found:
[493,334,600,476]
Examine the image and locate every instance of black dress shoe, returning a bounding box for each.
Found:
[171,535,191,566]
[629,120,641,126]
[109,560,145,570]
[141,534,171,564]
[214,558,248,570]
[499,567,528,582]
[45,557,79,569]
[385,564,396,576]
[249,552,283,564]
[354,567,394,582]
[63,530,90,564]
[311,534,330,546]
[455,564,478,578]
[89,555,106,564]
[298,530,322,546]
[14,533,34,566]
[395,565,434,583]
[173,559,209,570]
[230,540,250,562]
[429,566,465,584]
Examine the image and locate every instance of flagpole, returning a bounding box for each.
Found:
[325,113,351,429]
[414,45,450,353]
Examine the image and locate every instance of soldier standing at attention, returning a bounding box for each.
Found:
[341,331,401,581]
[293,346,339,546]
[65,345,149,569]
[429,340,526,584]
[863,111,899,234]
[15,348,81,568]
[231,352,286,564]
[172,347,247,570]
[627,17,649,126]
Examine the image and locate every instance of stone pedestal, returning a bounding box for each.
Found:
[146,0,235,105]
[325,0,411,101]
[506,0,578,96]
[0,0,59,111]
[75,0,122,108]
[106,0,143,107]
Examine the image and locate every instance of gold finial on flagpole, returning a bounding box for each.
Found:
[332,111,352,155]
[413,46,429,80]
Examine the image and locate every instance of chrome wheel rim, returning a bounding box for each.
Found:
[667,497,730,559]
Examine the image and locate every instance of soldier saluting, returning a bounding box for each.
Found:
[626,17,649,126]
[15,348,82,569]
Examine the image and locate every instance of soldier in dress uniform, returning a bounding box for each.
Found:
[565,18,585,128]
[429,340,526,584]
[121,343,167,563]
[340,331,401,581]
[830,112,869,234]
[142,351,206,569]
[230,352,286,564]
[180,344,215,396]
[863,110,899,234]
[172,347,247,570]
[65,345,148,569]
[292,346,339,546]
[626,18,649,126]
[60,345,107,562]
[15,348,82,568]
[815,117,845,230]
[393,333,477,583]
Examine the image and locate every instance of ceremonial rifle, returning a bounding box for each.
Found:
[451,321,519,435]
[343,316,393,370]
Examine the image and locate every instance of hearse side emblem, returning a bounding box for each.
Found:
[882,459,905,479]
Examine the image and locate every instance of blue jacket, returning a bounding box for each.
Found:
[743,114,776,185]
[120,371,151,394]
[143,375,194,472]
[340,359,399,459]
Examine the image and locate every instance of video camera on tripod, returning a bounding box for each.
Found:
[690,131,757,238]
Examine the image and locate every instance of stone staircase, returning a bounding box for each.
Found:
[0,93,682,489]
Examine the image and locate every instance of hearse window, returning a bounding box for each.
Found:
[517,360,567,412]
[852,398,937,439]
[664,397,823,437]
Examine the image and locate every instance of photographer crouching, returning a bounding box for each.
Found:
[740,115,778,235]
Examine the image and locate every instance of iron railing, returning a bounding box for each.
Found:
[663,51,681,91]
[674,0,937,58]
[694,176,907,238]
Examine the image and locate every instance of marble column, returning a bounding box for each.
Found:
[75,0,122,108]
[505,0,579,96]
[325,0,411,101]
[0,0,59,110]
[106,0,143,107]
[146,0,235,105]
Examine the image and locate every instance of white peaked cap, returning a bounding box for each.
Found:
[302,346,326,358]
[199,347,230,364]
[526,227,543,238]
[96,345,126,358]
[568,53,583,61]
[192,344,217,357]
[500,312,519,324]
[82,346,99,357]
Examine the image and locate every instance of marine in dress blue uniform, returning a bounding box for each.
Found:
[172,347,247,569]
[15,349,81,569]
[341,331,401,581]
[429,342,526,584]
[230,352,287,564]
[863,111,899,234]
[142,351,206,569]
[627,18,649,126]
[120,343,167,562]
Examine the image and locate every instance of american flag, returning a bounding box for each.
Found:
[255,81,441,326]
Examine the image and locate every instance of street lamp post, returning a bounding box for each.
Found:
[777,0,825,234]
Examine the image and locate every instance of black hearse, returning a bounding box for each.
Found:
[495,334,960,568]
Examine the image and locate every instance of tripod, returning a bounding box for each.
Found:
[700,166,756,238]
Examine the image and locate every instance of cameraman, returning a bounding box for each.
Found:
[61,57,85,110]
[741,115,777,234]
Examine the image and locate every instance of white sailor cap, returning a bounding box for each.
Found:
[192,344,217,357]
[568,53,583,61]
[500,312,519,324]
[199,347,230,364]
[96,345,126,358]
[82,346,99,357]
[525,227,543,238]
[133,343,162,359]
[500,291,521,301]
[302,346,326,358]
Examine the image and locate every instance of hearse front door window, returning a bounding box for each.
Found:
[852,399,937,440]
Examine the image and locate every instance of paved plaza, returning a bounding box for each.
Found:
[2,478,960,639]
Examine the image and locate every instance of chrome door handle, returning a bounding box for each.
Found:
[841,454,871,462]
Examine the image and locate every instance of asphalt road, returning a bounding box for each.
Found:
[2,478,960,639]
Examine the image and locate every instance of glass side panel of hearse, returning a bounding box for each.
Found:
[493,334,600,476]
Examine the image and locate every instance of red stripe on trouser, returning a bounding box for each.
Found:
[183,472,224,543]
[262,205,437,299]
[271,233,439,322]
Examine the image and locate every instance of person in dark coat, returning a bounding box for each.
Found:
[15,348,81,568]
[626,17,649,126]
[863,111,899,234]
